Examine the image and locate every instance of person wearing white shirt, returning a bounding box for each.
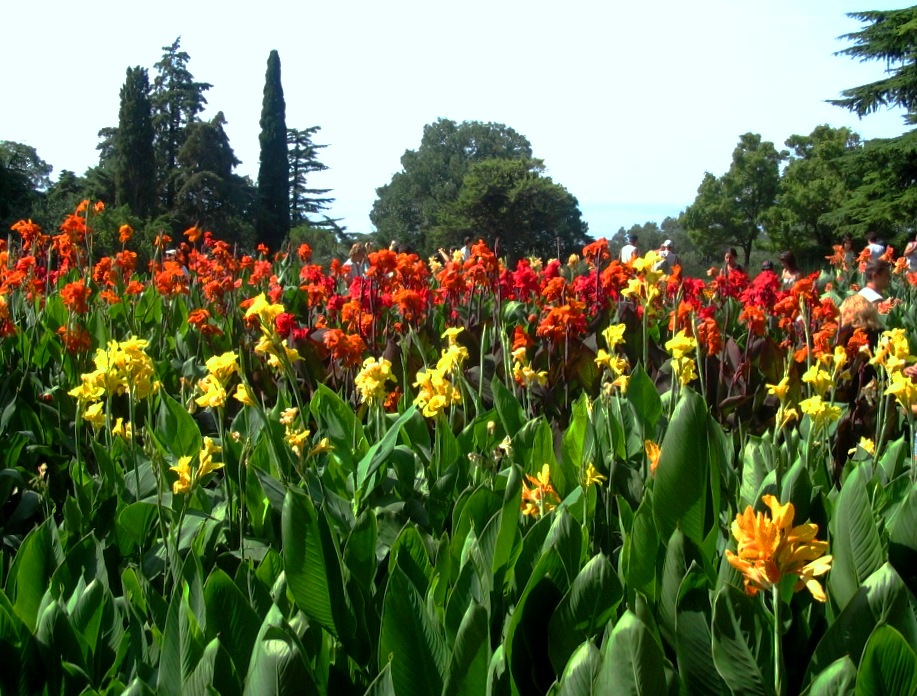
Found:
[620,234,638,263]
[856,258,890,304]
[865,231,885,259]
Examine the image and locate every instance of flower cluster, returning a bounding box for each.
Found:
[170,437,223,495]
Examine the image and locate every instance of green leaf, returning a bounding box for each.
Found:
[621,489,659,597]
[281,488,354,643]
[740,437,777,510]
[855,625,917,696]
[491,375,525,437]
[158,584,206,696]
[828,465,884,610]
[244,617,316,696]
[355,405,418,505]
[363,662,395,696]
[309,383,367,470]
[556,641,601,696]
[653,388,709,546]
[806,656,857,696]
[887,486,917,593]
[627,363,662,438]
[443,602,489,696]
[156,389,202,459]
[379,567,446,696]
[594,611,667,695]
[710,586,775,696]
[6,519,63,631]
[185,638,242,696]
[806,563,917,685]
[203,569,260,680]
[675,563,727,695]
[548,554,623,673]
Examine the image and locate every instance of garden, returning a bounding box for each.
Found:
[0,203,915,695]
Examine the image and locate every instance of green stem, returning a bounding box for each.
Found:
[773,585,783,696]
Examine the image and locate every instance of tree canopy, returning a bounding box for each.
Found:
[255,50,289,251]
[435,158,589,261]
[682,133,785,267]
[370,118,533,253]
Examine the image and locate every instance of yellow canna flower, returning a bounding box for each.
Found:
[205,352,240,385]
[594,348,613,370]
[441,326,464,346]
[244,293,285,326]
[802,365,833,397]
[602,323,626,348]
[885,371,917,410]
[171,456,193,495]
[584,463,607,488]
[198,437,223,477]
[83,401,106,430]
[521,464,560,518]
[665,330,696,360]
[233,383,256,407]
[195,374,227,409]
[355,356,396,405]
[766,376,790,403]
[112,417,133,441]
[672,356,697,387]
[726,494,832,602]
[799,395,842,429]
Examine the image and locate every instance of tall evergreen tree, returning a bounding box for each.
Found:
[151,37,211,209]
[256,50,289,251]
[114,67,157,217]
[288,126,333,226]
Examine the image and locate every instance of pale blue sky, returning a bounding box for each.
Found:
[2,1,912,237]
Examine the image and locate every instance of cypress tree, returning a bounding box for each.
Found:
[114,67,157,217]
[256,50,290,251]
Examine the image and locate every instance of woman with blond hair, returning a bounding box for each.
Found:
[342,243,367,279]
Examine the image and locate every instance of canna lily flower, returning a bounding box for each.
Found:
[82,401,106,430]
[521,464,560,518]
[602,323,626,348]
[665,330,696,360]
[170,456,192,495]
[766,376,791,402]
[801,365,833,397]
[355,356,396,406]
[644,439,661,475]
[671,356,698,387]
[584,463,607,488]
[726,494,832,602]
[233,383,256,407]
[885,371,917,411]
[799,395,842,430]
[112,418,133,441]
[848,437,875,456]
[197,437,223,477]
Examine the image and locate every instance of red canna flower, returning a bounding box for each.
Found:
[61,279,92,314]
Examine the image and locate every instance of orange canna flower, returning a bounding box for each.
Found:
[644,440,661,475]
[118,225,133,244]
[726,494,832,602]
[61,279,92,314]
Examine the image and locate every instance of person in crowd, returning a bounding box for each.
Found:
[460,236,473,261]
[904,233,917,273]
[857,258,890,304]
[760,260,775,274]
[779,251,803,287]
[842,234,856,266]
[865,231,885,259]
[723,248,743,274]
[342,242,367,279]
[620,234,638,263]
[655,239,679,272]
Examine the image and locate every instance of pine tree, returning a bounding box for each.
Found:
[114,67,157,217]
[256,50,290,251]
[151,37,211,209]
[288,126,333,226]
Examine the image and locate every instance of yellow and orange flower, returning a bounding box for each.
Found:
[726,494,832,602]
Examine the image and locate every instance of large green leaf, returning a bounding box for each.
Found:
[443,602,489,696]
[806,563,917,685]
[548,553,623,674]
[594,611,667,695]
[710,586,774,696]
[309,383,367,470]
[157,584,206,696]
[887,486,917,594]
[855,625,917,696]
[244,620,316,696]
[621,488,659,597]
[653,388,709,546]
[828,465,884,610]
[805,656,857,696]
[556,641,601,696]
[740,437,777,510]
[185,637,242,696]
[378,566,447,696]
[491,375,524,437]
[355,405,418,505]
[627,363,662,438]
[156,389,202,459]
[281,488,355,647]
[6,519,63,631]
[203,569,261,680]
[675,563,726,695]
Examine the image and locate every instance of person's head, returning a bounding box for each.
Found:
[761,260,774,272]
[779,251,798,270]
[864,258,891,291]
[627,233,638,245]
[349,242,365,261]
[840,293,881,331]
[463,236,472,247]
[867,231,879,244]
[724,248,739,265]
[842,234,854,250]
[662,239,673,251]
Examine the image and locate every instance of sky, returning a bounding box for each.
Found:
[2,1,913,238]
